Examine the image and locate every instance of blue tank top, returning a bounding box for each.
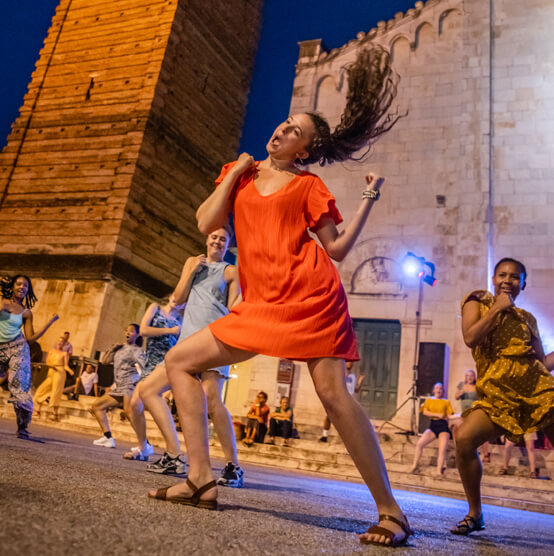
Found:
[179,261,229,341]
[0,311,23,343]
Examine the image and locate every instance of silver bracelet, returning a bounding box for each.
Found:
[362,189,380,201]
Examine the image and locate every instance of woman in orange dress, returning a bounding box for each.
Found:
[149,46,412,547]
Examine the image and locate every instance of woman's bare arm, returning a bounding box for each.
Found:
[139,303,180,337]
[23,311,59,343]
[315,173,384,262]
[196,153,255,234]
[461,293,513,348]
[225,265,241,309]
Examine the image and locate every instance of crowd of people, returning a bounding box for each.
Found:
[1,44,554,548]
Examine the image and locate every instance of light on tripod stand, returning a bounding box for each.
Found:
[379,252,438,435]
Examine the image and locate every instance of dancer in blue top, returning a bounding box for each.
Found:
[0,275,59,439]
[123,296,183,461]
[139,227,244,486]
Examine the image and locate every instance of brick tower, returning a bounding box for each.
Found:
[0,0,262,354]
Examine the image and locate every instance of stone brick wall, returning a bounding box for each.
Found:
[282,0,554,426]
[0,0,262,355]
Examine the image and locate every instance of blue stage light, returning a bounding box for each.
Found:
[402,252,437,286]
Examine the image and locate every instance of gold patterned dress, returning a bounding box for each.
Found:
[462,290,554,441]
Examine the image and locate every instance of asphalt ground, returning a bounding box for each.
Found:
[1,418,553,556]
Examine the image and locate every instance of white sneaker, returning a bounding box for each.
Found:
[93,435,116,448]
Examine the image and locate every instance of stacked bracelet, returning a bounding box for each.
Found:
[362,189,380,201]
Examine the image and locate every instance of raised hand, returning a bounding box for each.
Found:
[494,291,514,313]
[183,255,207,275]
[234,152,256,174]
[365,172,385,191]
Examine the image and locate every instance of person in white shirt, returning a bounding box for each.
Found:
[64,363,98,400]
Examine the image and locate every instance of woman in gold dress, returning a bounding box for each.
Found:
[451,258,554,535]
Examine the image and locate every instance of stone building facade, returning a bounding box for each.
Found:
[0,0,262,355]
[226,0,554,428]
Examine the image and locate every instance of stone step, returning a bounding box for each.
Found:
[2,392,553,514]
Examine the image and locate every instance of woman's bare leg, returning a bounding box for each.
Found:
[525,436,537,475]
[502,439,515,469]
[126,383,149,451]
[308,357,406,546]
[148,327,253,500]
[436,431,450,473]
[202,371,238,464]
[90,394,119,433]
[454,409,505,518]
[409,429,435,472]
[140,364,180,456]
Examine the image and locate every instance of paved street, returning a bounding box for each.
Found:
[1,418,553,555]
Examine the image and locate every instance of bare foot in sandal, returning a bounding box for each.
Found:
[148,476,218,509]
[360,513,413,547]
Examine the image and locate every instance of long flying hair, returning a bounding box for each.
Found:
[303,45,402,166]
[0,274,37,309]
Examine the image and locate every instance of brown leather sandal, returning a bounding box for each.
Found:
[360,514,413,547]
[149,478,218,510]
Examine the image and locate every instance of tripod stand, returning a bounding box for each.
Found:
[378,277,424,435]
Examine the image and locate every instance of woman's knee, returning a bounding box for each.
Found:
[455,426,480,454]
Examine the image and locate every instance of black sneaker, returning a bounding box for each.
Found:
[319,436,328,443]
[216,462,244,488]
[146,452,187,476]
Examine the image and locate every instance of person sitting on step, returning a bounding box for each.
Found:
[243,391,269,446]
[267,395,294,447]
[63,363,98,400]
[409,382,453,476]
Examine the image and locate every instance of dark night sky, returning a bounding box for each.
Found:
[0,1,417,154]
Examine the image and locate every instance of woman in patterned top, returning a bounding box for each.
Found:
[451,258,554,535]
[123,296,182,461]
[90,324,145,448]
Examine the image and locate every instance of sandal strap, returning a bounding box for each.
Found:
[378,514,413,535]
[154,486,170,500]
[186,478,217,504]
[456,515,479,530]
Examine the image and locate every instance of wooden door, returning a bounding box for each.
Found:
[353,319,401,420]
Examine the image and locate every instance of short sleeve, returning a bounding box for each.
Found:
[135,347,146,366]
[420,398,429,413]
[524,311,541,341]
[457,381,464,390]
[445,401,454,415]
[92,374,98,384]
[461,290,493,311]
[215,161,238,186]
[306,176,343,230]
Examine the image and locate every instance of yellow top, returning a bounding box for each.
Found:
[421,398,453,419]
[461,290,554,441]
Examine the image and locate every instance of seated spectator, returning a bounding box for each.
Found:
[409,382,454,476]
[243,391,269,446]
[268,396,294,447]
[63,363,98,400]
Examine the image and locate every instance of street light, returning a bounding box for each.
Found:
[379,252,437,435]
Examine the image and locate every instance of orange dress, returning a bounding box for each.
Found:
[209,161,359,362]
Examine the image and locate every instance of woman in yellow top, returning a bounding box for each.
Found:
[409,383,453,475]
[33,336,74,421]
[452,258,554,536]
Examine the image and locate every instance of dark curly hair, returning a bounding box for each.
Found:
[302,45,402,166]
[0,274,37,309]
